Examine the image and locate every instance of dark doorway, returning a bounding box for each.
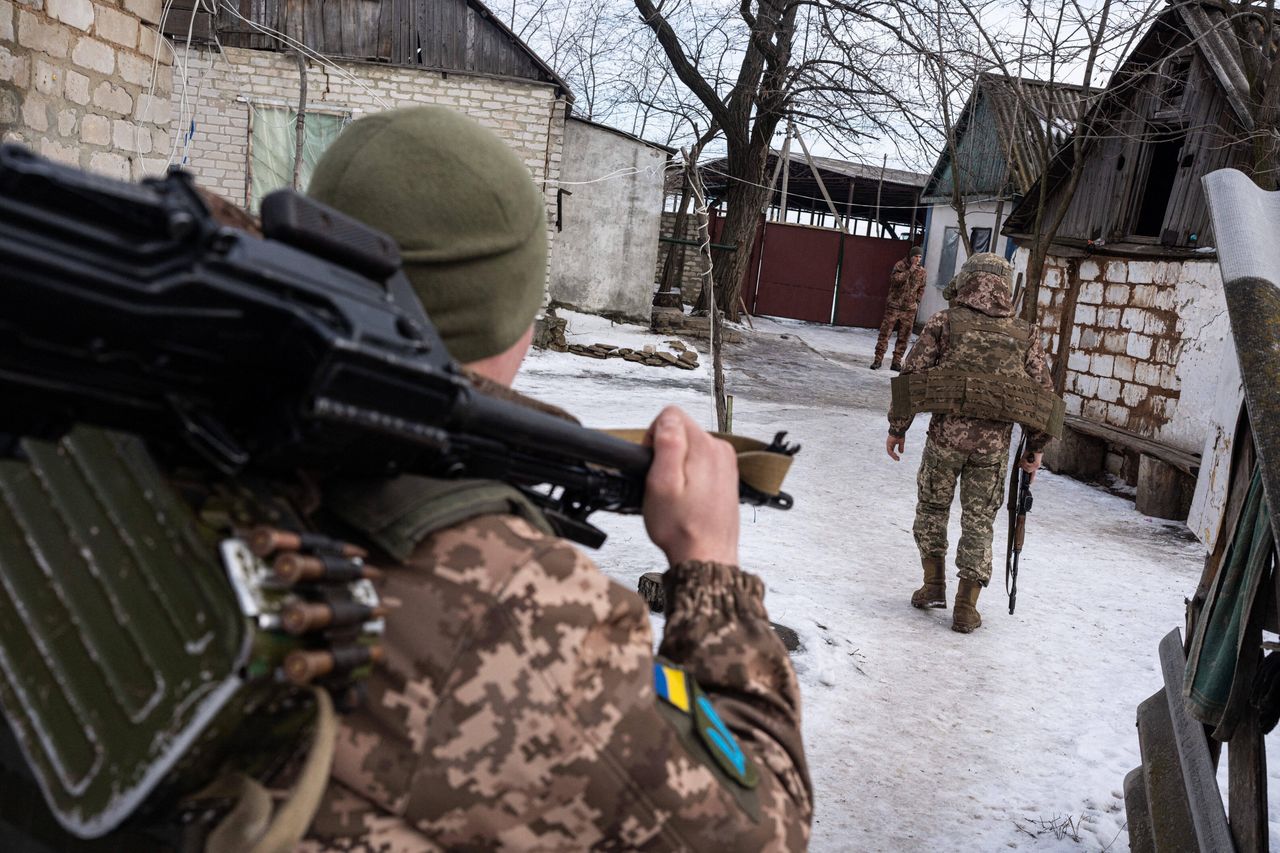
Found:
[1131,130,1185,237]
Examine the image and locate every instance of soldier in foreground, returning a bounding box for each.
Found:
[884,254,1062,633]
[871,245,925,371]
[296,108,812,849]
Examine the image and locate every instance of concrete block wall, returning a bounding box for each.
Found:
[1017,250,1230,458]
[1,0,172,179]
[549,119,666,322]
[173,46,566,293]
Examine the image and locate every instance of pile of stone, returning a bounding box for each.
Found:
[651,301,743,344]
[566,340,699,370]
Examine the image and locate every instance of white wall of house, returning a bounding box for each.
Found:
[172,46,568,298]
[2,0,173,179]
[1012,249,1230,460]
[918,198,1013,321]
[549,119,666,322]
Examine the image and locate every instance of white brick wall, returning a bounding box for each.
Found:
[1014,247,1229,455]
[3,0,171,177]
[173,46,567,298]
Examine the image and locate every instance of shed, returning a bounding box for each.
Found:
[1001,2,1250,516]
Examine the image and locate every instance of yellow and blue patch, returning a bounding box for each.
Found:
[653,663,690,712]
[654,663,759,790]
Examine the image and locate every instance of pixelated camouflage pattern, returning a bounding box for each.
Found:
[298,515,811,851]
[912,442,1008,584]
[885,258,927,313]
[875,308,915,363]
[888,270,1055,454]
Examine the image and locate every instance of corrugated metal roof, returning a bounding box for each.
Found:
[923,74,1098,201]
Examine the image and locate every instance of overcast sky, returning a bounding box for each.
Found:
[498,0,1151,175]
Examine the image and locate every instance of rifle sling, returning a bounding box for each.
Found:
[603,430,795,499]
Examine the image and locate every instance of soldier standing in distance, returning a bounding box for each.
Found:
[884,253,1063,633]
[296,108,812,850]
[872,245,926,371]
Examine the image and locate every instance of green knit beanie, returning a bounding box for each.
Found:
[308,107,546,364]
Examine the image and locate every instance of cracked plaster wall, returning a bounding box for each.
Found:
[1013,249,1230,456]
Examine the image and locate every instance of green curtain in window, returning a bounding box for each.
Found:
[250,106,347,210]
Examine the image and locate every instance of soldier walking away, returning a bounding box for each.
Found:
[296,108,813,850]
[884,253,1064,633]
[872,245,926,371]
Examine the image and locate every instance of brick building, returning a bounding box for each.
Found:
[162,0,571,290]
[1,0,173,180]
[1003,2,1249,516]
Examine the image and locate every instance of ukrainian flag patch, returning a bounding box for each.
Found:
[653,663,690,712]
[653,663,759,790]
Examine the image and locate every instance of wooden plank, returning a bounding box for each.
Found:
[162,9,214,41]
[1136,453,1194,519]
[1136,690,1199,852]
[1227,697,1268,851]
[1063,414,1199,474]
[1158,629,1236,853]
[1123,766,1157,853]
[322,0,342,55]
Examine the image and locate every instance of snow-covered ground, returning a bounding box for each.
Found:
[517,311,1278,851]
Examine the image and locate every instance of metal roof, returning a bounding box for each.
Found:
[923,74,1099,201]
[688,151,928,228]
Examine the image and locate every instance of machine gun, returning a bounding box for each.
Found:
[1005,436,1034,615]
[0,145,796,546]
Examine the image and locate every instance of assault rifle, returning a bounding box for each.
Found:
[1005,436,1034,615]
[0,146,796,545]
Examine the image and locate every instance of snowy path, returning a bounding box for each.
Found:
[515,312,1278,851]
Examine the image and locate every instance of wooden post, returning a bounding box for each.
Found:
[1227,634,1268,852]
[793,127,841,220]
[874,153,887,238]
[685,148,729,433]
[291,50,307,190]
[1051,258,1083,395]
[777,129,793,224]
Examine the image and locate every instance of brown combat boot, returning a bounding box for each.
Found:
[870,357,883,370]
[952,579,983,633]
[910,557,947,609]
[890,359,903,372]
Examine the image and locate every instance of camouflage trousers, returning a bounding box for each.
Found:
[912,440,1009,585]
[875,308,914,363]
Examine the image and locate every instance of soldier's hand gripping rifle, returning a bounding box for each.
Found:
[1005,436,1034,615]
[0,146,797,544]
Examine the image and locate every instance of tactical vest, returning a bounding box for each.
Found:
[890,306,1065,438]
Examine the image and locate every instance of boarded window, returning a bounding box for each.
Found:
[249,106,349,211]
[936,226,960,288]
[1129,128,1186,239]
[969,227,992,254]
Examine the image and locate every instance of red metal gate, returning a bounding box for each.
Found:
[834,234,913,327]
[735,219,911,328]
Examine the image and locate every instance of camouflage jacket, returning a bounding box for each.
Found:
[888,271,1055,455]
[300,485,811,849]
[886,259,926,312]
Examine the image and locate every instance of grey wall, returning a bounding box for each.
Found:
[549,119,666,321]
